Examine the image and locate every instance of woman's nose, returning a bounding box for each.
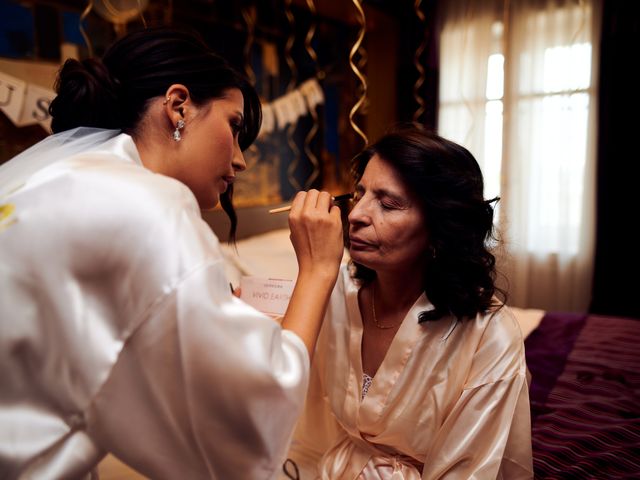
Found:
[233,146,246,172]
[348,197,370,226]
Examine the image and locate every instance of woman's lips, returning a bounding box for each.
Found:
[220,176,235,192]
[349,236,376,248]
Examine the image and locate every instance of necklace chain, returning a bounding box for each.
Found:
[371,282,403,330]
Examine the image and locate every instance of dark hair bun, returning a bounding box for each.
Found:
[49,58,122,133]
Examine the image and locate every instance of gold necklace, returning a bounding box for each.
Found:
[371,282,403,330]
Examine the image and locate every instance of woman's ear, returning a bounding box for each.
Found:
[163,84,191,124]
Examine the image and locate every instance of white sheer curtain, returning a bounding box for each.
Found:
[438,0,601,312]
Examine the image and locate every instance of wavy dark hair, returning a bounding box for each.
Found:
[49,27,262,241]
[350,124,505,322]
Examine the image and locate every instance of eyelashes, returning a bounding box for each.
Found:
[352,193,398,211]
[230,121,242,136]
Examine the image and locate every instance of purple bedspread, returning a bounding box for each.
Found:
[525,313,640,478]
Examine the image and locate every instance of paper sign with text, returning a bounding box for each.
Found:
[240,276,294,317]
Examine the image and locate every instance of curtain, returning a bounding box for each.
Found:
[590,0,640,319]
[438,0,601,312]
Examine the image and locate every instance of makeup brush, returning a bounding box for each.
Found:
[268,192,353,214]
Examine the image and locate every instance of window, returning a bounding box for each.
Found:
[437,0,599,311]
[439,5,595,256]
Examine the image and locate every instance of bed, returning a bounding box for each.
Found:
[97,208,640,478]
[208,207,640,479]
[523,311,640,478]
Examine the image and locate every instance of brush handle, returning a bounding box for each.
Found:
[268,205,292,214]
[268,192,353,214]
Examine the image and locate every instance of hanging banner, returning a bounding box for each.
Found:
[258,78,325,137]
[0,70,54,131]
[0,70,323,137]
[0,71,27,126]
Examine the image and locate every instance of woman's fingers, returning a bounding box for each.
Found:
[289,190,308,216]
[290,189,333,215]
[303,189,321,210]
[288,190,344,275]
[314,190,332,212]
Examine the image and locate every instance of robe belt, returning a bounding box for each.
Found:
[318,435,421,480]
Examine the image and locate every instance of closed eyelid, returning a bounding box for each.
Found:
[382,193,408,207]
[358,185,406,205]
[380,189,405,202]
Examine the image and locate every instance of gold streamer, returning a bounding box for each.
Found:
[413,0,427,122]
[284,0,301,191]
[356,44,369,115]
[80,0,94,57]
[137,0,147,28]
[303,0,320,189]
[99,0,147,36]
[349,0,368,147]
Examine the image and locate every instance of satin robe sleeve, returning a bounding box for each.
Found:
[86,262,309,480]
[421,310,533,480]
[1,143,309,479]
[65,159,311,479]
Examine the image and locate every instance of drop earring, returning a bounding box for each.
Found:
[173,119,185,142]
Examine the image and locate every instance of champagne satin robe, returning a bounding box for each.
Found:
[284,266,533,480]
[0,130,309,480]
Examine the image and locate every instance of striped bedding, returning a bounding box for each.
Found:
[524,313,640,478]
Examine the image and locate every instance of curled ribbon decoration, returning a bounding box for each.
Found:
[413,0,427,122]
[349,0,368,148]
[80,0,94,57]
[303,0,320,189]
[284,0,302,191]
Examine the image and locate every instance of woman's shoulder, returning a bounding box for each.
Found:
[473,304,526,358]
[60,148,200,226]
[463,304,528,388]
[481,304,523,340]
[14,143,216,256]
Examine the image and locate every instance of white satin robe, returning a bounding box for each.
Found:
[283,266,533,480]
[0,130,309,480]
